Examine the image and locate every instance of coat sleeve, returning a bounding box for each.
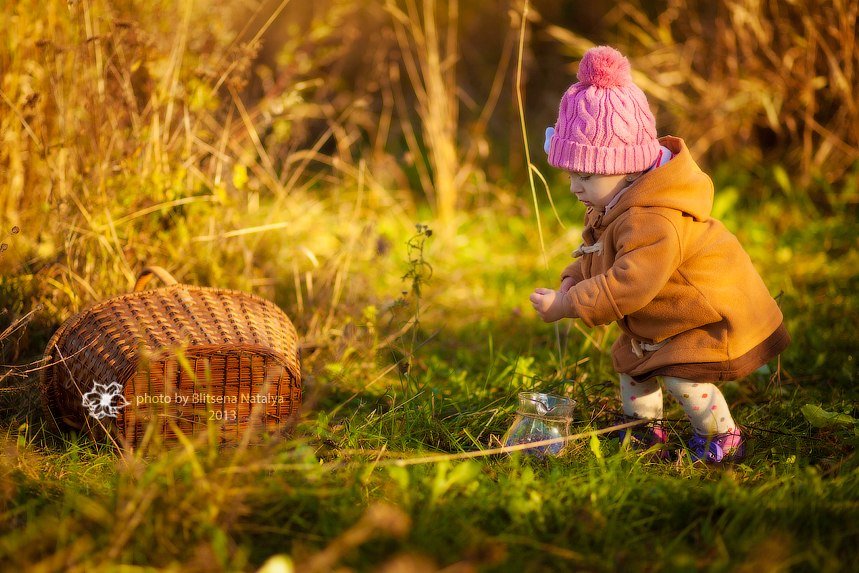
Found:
[560,209,597,285]
[560,258,585,285]
[565,212,682,327]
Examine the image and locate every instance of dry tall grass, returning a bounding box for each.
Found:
[1,0,256,279]
[543,0,859,205]
[0,0,416,412]
[386,0,461,222]
[0,1,386,288]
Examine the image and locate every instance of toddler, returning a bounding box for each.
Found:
[529,46,790,462]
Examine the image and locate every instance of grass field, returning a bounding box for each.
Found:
[1,1,857,571]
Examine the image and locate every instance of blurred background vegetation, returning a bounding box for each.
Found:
[1,0,856,389]
[1,0,857,571]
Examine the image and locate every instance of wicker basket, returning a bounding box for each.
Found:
[40,266,301,447]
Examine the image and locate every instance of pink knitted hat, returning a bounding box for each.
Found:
[545,46,659,175]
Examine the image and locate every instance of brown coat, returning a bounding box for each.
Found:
[561,136,789,381]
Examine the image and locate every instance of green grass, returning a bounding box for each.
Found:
[1,190,857,572]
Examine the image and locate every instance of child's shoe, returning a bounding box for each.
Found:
[685,429,745,463]
[609,415,671,458]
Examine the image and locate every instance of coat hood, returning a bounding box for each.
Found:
[598,136,714,228]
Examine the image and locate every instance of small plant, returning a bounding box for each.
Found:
[387,223,433,377]
[402,223,434,302]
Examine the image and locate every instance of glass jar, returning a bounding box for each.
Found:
[502,392,576,456]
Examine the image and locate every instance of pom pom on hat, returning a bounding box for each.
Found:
[576,46,632,88]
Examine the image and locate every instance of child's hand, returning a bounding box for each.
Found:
[529,288,573,323]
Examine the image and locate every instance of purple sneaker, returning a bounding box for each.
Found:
[685,429,745,463]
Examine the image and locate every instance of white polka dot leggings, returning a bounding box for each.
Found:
[619,374,737,435]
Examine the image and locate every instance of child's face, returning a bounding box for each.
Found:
[567,171,630,209]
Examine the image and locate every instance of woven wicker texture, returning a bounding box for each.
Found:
[40,266,301,446]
